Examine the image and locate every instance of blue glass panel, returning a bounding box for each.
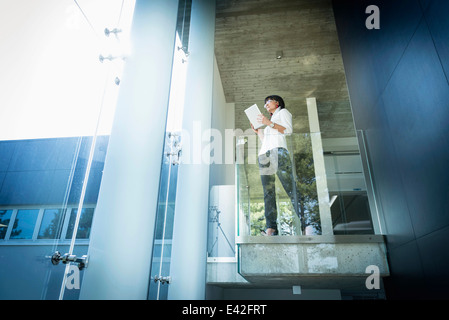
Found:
[10,209,39,239]
[65,208,94,239]
[38,209,65,239]
[0,209,13,239]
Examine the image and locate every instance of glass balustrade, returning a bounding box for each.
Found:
[236,131,378,238]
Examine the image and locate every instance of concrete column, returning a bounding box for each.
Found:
[79,0,179,299]
[168,0,216,300]
[307,97,333,235]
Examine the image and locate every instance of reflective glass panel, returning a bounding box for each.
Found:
[0,209,13,239]
[236,133,320,236]
[323,137,375,235]
[65,208,95,240]
[148,0,192,300]
[38,208,65,239]
[10,209,39,239]
[236,131,378,237]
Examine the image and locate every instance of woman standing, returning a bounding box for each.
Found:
[251,95,305,236]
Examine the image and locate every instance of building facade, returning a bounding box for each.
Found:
[1,0,448,300]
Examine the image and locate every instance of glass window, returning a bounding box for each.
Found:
[10,209,39,239]
[0,209,13,239]
[331,193,374,235]
[38,208,65,239]
[66,208,94,240]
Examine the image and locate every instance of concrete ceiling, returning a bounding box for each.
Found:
[214,0,356,138]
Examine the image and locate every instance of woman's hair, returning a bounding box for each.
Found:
[264,95,285,109]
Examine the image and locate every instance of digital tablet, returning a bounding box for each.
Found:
[244,104,264,129]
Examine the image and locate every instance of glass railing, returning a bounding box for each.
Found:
[236,131,378,237]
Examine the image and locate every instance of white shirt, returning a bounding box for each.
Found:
[258,108,293,156]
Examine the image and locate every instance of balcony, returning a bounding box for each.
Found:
[207,98,389,295]
[236,235,388,291]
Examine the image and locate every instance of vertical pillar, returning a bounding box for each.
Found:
[307,97,334,235]
[79,0,179,299]
[357,130,386,234]
[168,0,216,300]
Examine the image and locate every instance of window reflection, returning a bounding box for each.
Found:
[0,206,95,241]
[0,209,13,239]
[10,209,39,239]
[331,193,374,234]
[66,208,94,239]
[38,209,65,239]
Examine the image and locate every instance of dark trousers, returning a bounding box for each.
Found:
[258,148,304,233]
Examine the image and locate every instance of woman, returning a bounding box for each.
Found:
[251,95,305,236]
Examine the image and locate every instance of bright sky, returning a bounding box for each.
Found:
[0,0,135,141]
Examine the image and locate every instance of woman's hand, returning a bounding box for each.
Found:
[250,123,258,134]
[257,114,270,126]
[251,123,264,141]
[257,114,287,134]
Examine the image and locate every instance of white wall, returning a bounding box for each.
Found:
[209,55,235,187]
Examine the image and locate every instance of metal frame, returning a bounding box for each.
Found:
[0,205,95,244]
